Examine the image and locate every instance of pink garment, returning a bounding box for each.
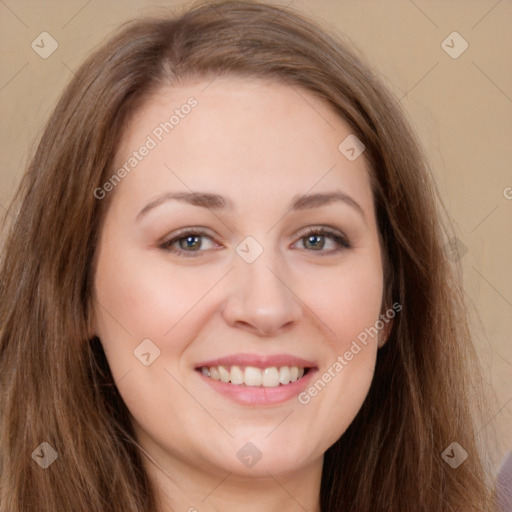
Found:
[497,451,512,512]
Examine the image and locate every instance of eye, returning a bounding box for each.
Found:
[159,226,351,258]
[293,226,351,254]
[159,228,220,257]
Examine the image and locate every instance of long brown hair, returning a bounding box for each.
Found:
[0,1,494,510]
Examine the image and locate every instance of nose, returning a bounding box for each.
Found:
[221,250,302,337]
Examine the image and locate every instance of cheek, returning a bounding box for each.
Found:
[94,236,218,340]
[290,255,383,445]
[294,256,384,349]
[92,233,231,390]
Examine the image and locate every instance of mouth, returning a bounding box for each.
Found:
[194,353,317,405]
[197,365,311,387]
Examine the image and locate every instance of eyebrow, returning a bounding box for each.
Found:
[136,190,366,223]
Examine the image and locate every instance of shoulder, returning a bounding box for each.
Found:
[496,451,512,512]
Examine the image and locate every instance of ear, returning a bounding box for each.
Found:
[377,318,392,348]
[85,302,98,340]
[86,323,97,341]
[377,303,396,348]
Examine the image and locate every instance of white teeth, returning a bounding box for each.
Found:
[230,365,244,385]
[262,367,280,387]
[279,366,291,385]
[209,366,221,380]
[218,365,230,383]
[200,365,307,387]
[244,366,262,386]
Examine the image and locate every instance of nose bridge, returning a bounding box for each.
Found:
[241,249,285,305]
[222,238,302,335]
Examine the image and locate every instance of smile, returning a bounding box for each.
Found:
[199,365,308,387]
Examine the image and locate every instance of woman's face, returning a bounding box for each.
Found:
[93,77,386,479]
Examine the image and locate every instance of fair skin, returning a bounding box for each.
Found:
[92,77,387,512]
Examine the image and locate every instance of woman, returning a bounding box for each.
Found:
[0,1,495,510]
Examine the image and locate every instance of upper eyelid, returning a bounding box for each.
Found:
[162,226,345,241]
[160,228,216,246]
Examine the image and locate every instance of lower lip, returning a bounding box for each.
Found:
[196,369,317,406]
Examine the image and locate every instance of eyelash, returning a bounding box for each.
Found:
[159,226,351,258]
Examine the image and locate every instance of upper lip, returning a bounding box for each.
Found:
[195,353,317,369]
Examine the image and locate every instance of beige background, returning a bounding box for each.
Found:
[1,0,511,473]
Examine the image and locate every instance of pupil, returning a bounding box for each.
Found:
[307,234,324,249]
[181,236,200,250]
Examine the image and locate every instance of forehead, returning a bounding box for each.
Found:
[110,76,373,215]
